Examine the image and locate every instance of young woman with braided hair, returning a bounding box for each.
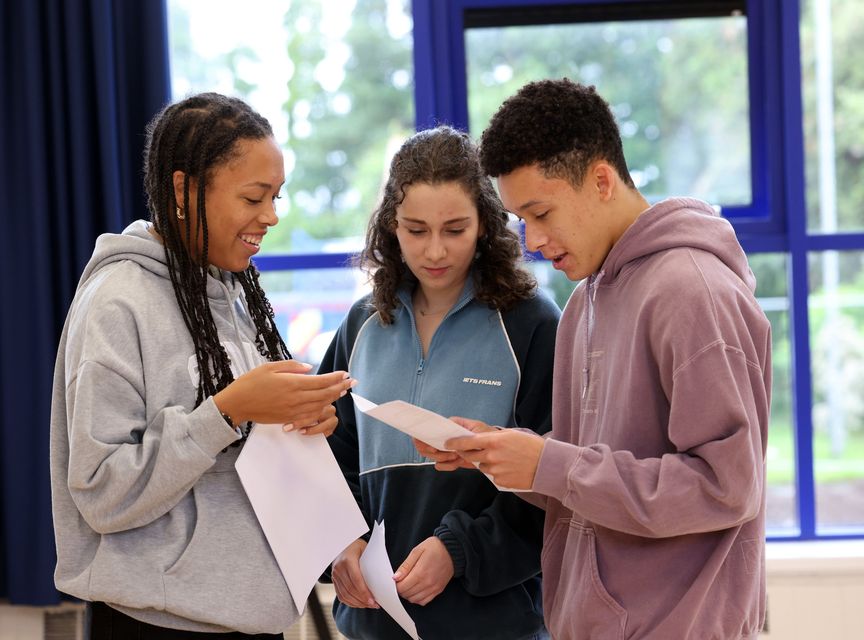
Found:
[50,93,355,639]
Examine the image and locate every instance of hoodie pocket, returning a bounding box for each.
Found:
[540,517,570,618]
[544,520,627,640]
[161,469,297,632]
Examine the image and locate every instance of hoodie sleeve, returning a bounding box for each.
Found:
[64,296,240,535]
[434,293,559,595]
[533,338,770,538]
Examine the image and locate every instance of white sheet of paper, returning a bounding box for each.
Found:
[351,393,474,451]
[351,393,528,492]
[235,424,368,614]
[359,521,420,640]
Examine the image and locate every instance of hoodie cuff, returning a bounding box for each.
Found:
[531,438,584,502]
[187,397,243,456]
[434,525,466,578]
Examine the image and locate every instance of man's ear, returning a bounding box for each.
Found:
[592,162,617,202]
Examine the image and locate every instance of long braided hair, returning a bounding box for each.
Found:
[143,93,290,431]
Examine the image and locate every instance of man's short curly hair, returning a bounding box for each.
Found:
[479,78,635,189]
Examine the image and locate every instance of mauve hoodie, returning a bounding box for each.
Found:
[531,198,771,639]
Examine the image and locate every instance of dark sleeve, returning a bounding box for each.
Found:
[318,299,377,564]
[509,291,560,436]
[434,292,560,596]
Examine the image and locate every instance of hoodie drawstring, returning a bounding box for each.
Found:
[583,270,604,399]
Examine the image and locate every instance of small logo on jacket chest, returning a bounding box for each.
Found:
[462,377,503,386]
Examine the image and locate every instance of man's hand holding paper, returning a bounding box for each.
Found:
[412,417,496,471]
[351,393,537,492]
[444,423,547,492]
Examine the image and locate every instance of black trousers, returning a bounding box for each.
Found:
[86,601,284,640]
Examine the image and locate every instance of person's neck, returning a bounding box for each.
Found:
[413,283,463,317]
[608,188,652,247]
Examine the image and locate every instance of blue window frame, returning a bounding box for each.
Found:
[408,0,864,542]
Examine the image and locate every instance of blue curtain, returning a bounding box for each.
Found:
[0,0,170,604]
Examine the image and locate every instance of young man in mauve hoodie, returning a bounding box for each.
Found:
[420,78,772,639]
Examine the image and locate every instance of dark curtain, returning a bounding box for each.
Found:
[0,0,170,604]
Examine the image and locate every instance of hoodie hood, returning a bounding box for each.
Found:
[600,197,756,293]
[80,220,243,304]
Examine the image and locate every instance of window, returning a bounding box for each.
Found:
[465,7,752,209]
[801,0,864,233]
[800,0,864,528]
[414,0,864,541]
[807,250,864,531]
[799,0,864,534]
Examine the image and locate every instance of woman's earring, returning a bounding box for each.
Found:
[176,206,185,220]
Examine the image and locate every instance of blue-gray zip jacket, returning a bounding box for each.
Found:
[318,279,560,640]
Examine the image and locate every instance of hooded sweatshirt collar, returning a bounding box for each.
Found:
[598,197,756,293]
[79,220,245,305]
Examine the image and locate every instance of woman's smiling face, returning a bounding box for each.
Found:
[174,136,285,272]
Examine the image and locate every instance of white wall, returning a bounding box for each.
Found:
[760,541,864,639]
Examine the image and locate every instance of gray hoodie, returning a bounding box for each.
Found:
[49,220,299,633]
[533,198,771,639]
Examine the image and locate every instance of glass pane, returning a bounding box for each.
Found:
[808,250,864,532]
[259,268,371,368]
[749,254,796,534]
[801,0,864,232]
[168,0,414,253]
[465,15,751,207]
